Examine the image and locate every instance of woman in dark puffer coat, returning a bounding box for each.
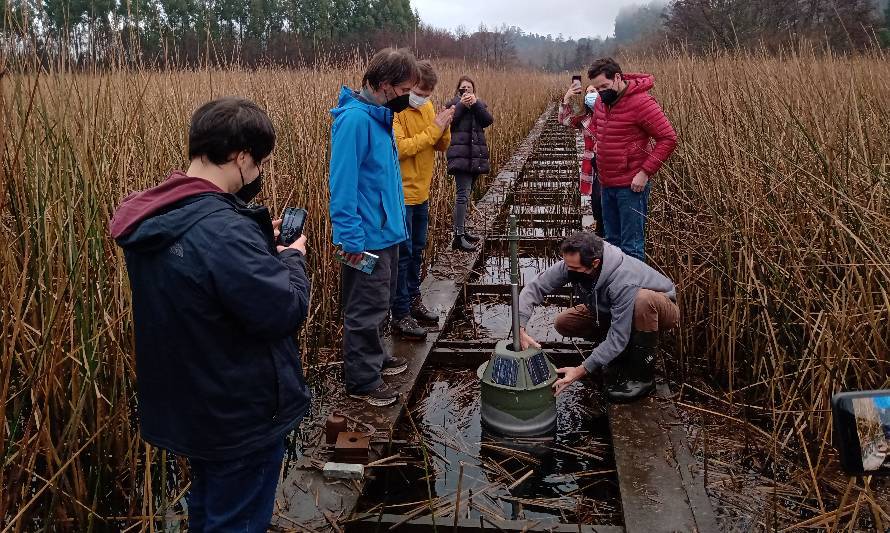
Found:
[445,75,494,251]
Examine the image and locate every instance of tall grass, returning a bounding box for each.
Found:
[3,47,889,530]
[0,61,560,529]
[644,49,890,528]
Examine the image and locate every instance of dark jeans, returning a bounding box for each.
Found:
[591,176,604,238]
[187,439,285,533]
[341,244,398,394]
[601,182,651,262]
[452,171,476,234]
[393,202,429,318]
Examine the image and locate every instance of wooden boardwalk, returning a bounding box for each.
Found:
[275,104,717,532]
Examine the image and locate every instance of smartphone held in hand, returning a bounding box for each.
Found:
[334,245,379,275]
[832,390,890,476]
[278,207,307,246]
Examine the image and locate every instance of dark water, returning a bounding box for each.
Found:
[358,368,623,525]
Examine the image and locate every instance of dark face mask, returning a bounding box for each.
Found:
[236,170,263,203]
[567,270,592,286]
[599,88,619,106]
[384,93,411,114]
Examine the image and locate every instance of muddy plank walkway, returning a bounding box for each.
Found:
[275,104,716,532]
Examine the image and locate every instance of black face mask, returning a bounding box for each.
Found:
[384,93,411,114]
[567,270,592,286]
[236,170,263,203]
[599,88,619,106]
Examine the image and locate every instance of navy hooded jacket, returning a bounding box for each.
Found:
[111,172,311,460]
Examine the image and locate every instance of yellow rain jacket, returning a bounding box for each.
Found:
[393,101,451,205]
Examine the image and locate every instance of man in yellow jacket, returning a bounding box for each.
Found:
[391,60,454,339]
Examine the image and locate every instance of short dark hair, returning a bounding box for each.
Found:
[587,58,622,81]
[188,97,275,165]
[455,75,476,95]
[560,231,604,267]
[416,60,437,90]
[362,48,420,90]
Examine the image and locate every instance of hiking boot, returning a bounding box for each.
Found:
[392,315,428,340]
[348,382,399,407]
[410,297,439,325]
[605,331,657,404]
[452,233,476,252]
[463,231,481,243]
[381,356,408,376]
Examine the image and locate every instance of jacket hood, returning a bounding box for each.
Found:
[594,242,625,291]
[110,171,224,239]
[330,86,394,127]
[112,173,241,252]
[621,73,655,97]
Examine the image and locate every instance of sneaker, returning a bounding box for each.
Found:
[392,315,428,340]
[463,231,481,243]
[348,382,400,407]
[381,356,408,376]
[451,234,476,252]
[410,297,439,325]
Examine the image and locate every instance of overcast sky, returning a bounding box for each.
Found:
[411,0,642,40]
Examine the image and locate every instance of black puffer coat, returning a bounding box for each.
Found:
[445,96,494,175]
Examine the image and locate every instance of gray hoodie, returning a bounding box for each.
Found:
[517,242,676,372]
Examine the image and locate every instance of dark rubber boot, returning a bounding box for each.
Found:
[606,331,657,404]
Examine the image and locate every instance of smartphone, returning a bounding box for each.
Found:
[278,207,307,246]
[571,74,582,86]
[334,245,379,275]
[831,390,890,476]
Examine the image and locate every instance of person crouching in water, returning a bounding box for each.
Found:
[516,231,679,402]
[390,60,454,339]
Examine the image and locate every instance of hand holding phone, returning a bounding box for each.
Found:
[832,390,890,476]
[278,207,307,246]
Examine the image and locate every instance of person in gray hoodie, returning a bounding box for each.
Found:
[517,231,679,403]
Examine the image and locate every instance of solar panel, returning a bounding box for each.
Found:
[526,353,551,386]
[491,356,519,387]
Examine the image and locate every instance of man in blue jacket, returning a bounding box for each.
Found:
[110,97,311,532]
[329,48,419,407]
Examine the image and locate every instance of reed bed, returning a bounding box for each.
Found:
[644,49,890,530]
[0,61,560,529]
[3,47,889,531]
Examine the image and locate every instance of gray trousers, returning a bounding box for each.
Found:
[341,244,398,394]
[452,171,476,234]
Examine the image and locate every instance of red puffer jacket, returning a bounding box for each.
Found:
[591,73,677,188]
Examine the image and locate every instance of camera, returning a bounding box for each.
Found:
[459,87,469,96]
[832,390,890,476]
[278,207,307,247]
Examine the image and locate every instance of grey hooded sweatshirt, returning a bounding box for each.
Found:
[517,242,676,372]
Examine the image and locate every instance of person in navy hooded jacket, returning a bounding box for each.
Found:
[329,48,419,407]
[110,97,310,532]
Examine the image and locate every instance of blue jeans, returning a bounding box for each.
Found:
[601,183,650,262]
[393,202,429,317]
[187,439,285,532]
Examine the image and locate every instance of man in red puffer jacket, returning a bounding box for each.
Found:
[587,58,677,262]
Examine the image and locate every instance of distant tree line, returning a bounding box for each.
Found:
[1,0,888,69]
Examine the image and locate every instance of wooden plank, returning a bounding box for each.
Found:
[345,514,624,533]
[608,382,718,533]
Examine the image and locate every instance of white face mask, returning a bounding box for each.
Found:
[408,92,429,109]
[584,92,598,108]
